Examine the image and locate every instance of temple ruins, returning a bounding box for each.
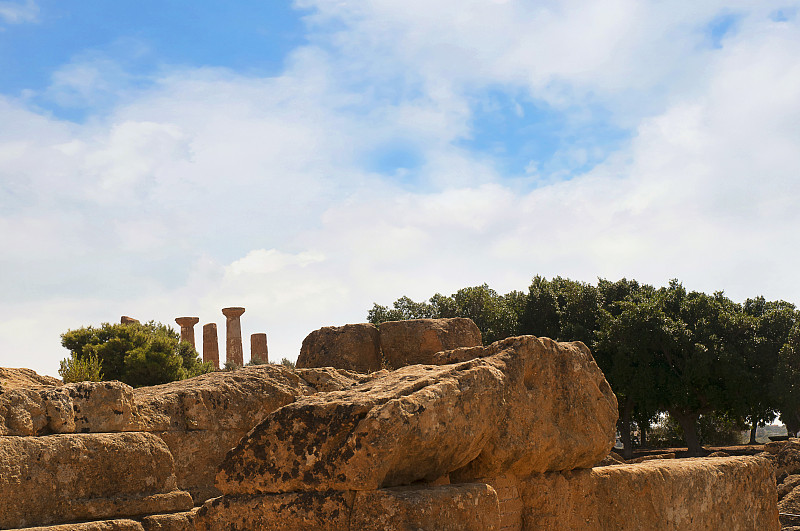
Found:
[0,318,785,530]
[221,307,245,367]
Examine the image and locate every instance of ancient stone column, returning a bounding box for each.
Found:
[203,323,219,370]
[222,307,246,367]
[120,316,139,325]
[175,317,200,348]
[250,333,268,364]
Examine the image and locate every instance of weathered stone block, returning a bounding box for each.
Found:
[0,367,61,389]
[155,429,246,503]
[217,336,616,494]
[17,519,145,530]
[297,323,383,373]
[379,318,482,369]
[0,432,190,528]
[518,456,779,530]
[216,361,505,493]
[133,365,313,432]
[194,491,354,531]
[63,381,138,433]
[0,381,138,436]
[140,508,199,531]
[451,336,617,480]
[350,483,500,531]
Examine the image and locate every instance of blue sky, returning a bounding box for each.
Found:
[2,0,800,376]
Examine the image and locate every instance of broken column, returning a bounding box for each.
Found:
[175,317,200,348]
[203,323,219,370]
[250,333,268,364]
[222,307,246,367]
[120,316,139,325]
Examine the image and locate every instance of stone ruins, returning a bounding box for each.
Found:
[132,307,270,369]
[221,307,246,367]
[0,318,785,529]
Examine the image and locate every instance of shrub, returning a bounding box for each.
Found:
[59,352,103,383]
[60,320,213,387]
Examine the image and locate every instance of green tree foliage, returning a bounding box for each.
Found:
[774,322,800,435]
[368,284,526,344]
[60,321,213,387]
[58,352,103,383]
[370,275,800,455]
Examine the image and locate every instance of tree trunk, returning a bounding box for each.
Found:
[672,410,703,456]
[619,397,634,460]
[749,418,758,445]
[634,417,650,448]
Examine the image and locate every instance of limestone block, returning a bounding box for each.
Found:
[297,323,383,373]
[140,509,199,531]
[194,492,355,531]
[133,365,314,432]
[0,367,61,389]
[0,381,138,436]
[779,474,800,499]
[350,483,500,531]
[518,456,779,530]
[469,475,523,531]
[379,318,482,369]
[0,388,50,435]
[217,336,616,494]
[295,367,389,392]
[763,438,800,480]
[451,336,617,480]
[18,520,145,530]
[216,361,505,493]
[63,381,138,433]
[155,429,247,503]
[0,432,191,528]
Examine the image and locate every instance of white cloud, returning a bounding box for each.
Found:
[0,0,37,24]
[3,2,800,377]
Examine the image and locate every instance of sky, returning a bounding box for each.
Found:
[2,1,800,377]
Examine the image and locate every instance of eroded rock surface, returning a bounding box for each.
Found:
[519,456,778,530]
[0,381,137,436]
[134,365,369,502]
[0,367,61,389]
[216,335,617,494]
[297,323,383,373]
[450,336,618,480]
[217,361,505,493]
[0,432,191,528]
[195,491,355,531]
[350,483,500,531]
[379,318,482,369]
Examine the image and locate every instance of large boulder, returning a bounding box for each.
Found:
[297,323,383,373]
[0,432,192,528]
[216,361,505,493]
[133,364,379,503]
[0,381,138,436]
[378,318,482,369]
[0,367,61,389]
[216,335,617,494]
[450,336,618,480]
[518,456,779,530]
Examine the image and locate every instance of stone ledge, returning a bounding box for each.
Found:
[518,456,779,530]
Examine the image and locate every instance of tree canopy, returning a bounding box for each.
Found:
[60,320,213,387]
[369,276,799,456]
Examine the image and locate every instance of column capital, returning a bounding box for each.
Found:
[175,316,200,327]
[222,307,246,318]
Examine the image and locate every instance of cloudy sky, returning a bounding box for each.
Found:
[2,1,799,376]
